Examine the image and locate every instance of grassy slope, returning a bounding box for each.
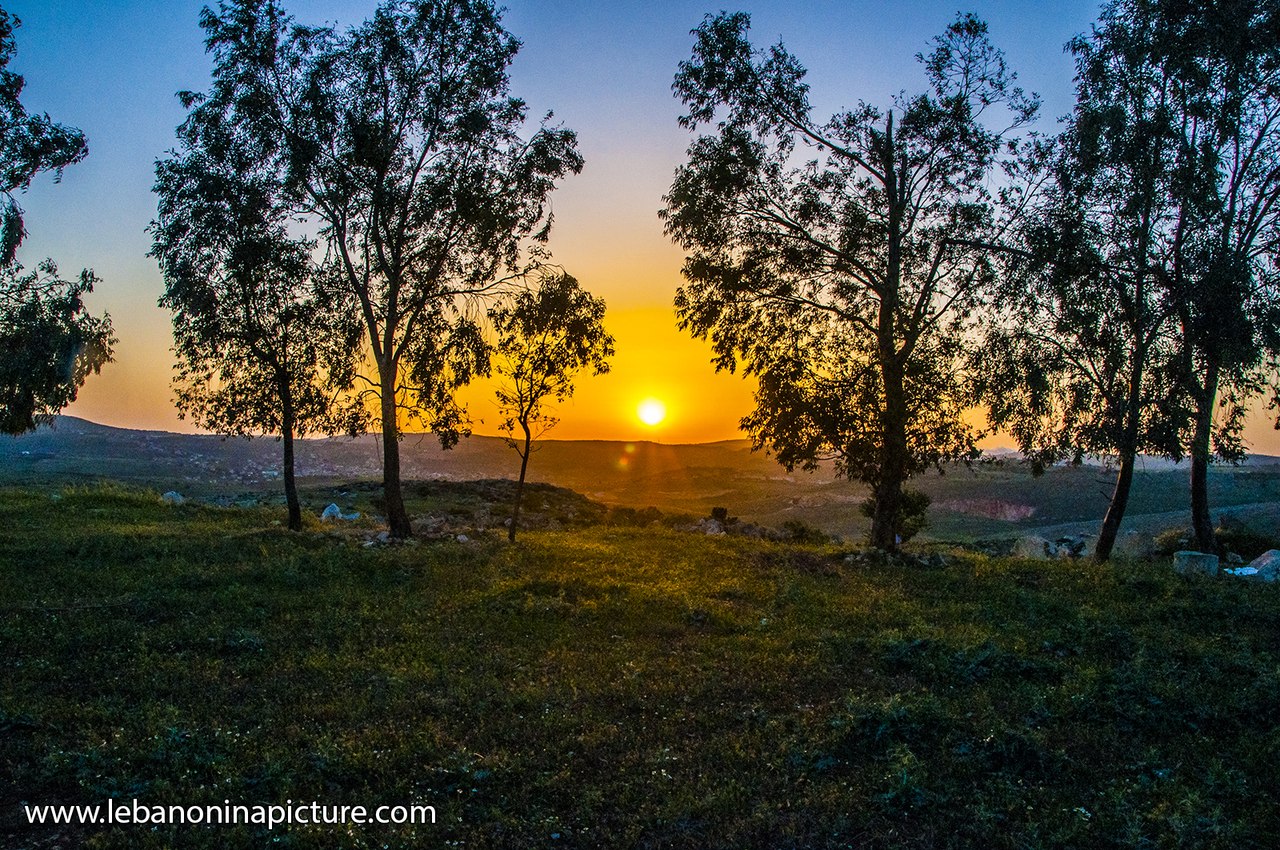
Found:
[3,485,1280,849]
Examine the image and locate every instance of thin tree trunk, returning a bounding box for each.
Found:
[509,422,532,543]
[1095,357,1145,562]
[1190,358,1221,553]
[379,365,412,538]
[281,388,302,532]
[1095,451,1137,562]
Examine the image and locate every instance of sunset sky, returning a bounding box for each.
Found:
[13,0,1275,451]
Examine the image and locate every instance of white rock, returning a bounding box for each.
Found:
[161,491,185,505]
[321,503,342,521]
[1173,550,1219,577]
[456,534,470,543]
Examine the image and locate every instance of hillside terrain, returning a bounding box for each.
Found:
[3,486,1279,848]
[5,417,1280,543]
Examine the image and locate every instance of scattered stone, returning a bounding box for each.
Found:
[1013,536,1054,560]
[1173,550,1219,577]
[412,515,445,534]
[321,504,360,522]
[1242,549,1280,582]
[161,491,185,505]
[456,534,470,543]
[1113,532,1155,560]
[700,518,725,536]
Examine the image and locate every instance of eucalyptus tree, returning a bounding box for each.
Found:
[0,8,112,433]
[489,271,612,541]
[982,1,1189,562]
[196,0,583,537]
[1160,0,1280,553]
[152,79,361,531]
[984,0,1280,561]
[663,12,1041,550]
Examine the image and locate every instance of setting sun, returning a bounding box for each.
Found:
[637,398,667,427]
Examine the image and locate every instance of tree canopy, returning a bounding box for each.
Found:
[152,46,362,530]
[664,11,1040,550]
[193,0,583,537]
[489,270,612,541]
[0,7,112,435]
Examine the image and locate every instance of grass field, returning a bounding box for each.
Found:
[3,484,1280,849]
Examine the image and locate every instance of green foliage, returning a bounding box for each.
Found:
[488,269,612,539]
[192,0,583,536]
[0,10,112,434]
[489,270,613,448]
[151,69,361,441]
[6,486,1280,847]
[0,261,113,434]
[664,11,1037,549]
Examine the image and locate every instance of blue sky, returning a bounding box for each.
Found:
[5,0,1105,440]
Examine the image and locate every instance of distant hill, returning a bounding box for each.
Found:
[5,416,1280,542]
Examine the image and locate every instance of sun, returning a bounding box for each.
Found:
[637,398,666,427]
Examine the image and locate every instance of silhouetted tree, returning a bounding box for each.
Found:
[0,8,112,433]
[152,73,361,531]
[983,2,1181,562]
[1158,0,1280,553]
[984,0,1280,561]
[663,12,1040,550]
[489,271,612,541]
[196,0,583,538]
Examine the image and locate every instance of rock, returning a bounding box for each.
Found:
[1244,549,1280,582]
[456,534,470,543]
[321,503,360,521]
[699,518,725,536]
[1226,552,1244,565]
[1173,550,1219,577]
[161,491,185,505]
[1013,536,1054,560]
[1113,532,1155,560]
[412,515,445,534]
[376,531,391,543]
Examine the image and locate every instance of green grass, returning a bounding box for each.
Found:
[3,484,1280,849]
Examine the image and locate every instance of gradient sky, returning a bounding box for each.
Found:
[16,0,1270,450]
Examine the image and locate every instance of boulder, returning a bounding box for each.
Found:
[161,491,185,505]
[1013,536,1054,560]
[1173,550,1219,577]
[1113,532,1155,560]
[1244,549,1280,582]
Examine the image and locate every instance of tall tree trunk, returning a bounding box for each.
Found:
[281,387,302,532]
[509,421,532,543]
[1095,357,1145,562]
[379,364,412,538]
[872,357,908,552]
[870,113,906,553]
[1190,358,1221,553]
